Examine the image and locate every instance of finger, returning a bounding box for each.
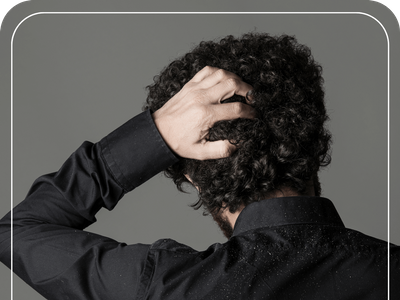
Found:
[206,78,253,104]
[198,69,242,90]
[212,102,257,122]
[190,66,220,83]
[196,140,237,160]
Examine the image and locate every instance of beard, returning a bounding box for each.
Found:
[212,211,234,239]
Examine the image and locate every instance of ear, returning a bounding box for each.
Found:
[184,174,199,191]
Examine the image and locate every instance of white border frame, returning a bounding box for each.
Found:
[10,12,391,300]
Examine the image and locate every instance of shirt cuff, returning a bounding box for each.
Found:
[99,110,179,192]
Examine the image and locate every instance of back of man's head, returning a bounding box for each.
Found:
[144,32,331,216]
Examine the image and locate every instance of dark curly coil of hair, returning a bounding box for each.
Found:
[144,33,332,215]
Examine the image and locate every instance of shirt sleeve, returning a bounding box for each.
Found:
[0,110,179,300]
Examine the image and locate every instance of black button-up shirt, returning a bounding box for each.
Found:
[0,111,399,299]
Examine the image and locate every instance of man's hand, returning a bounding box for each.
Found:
[152,66,256,160]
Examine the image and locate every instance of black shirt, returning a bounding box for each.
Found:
[0,111,399,299]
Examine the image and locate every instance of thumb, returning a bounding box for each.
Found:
[196,140,237,160]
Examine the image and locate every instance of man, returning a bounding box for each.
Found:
[0,33,399,299]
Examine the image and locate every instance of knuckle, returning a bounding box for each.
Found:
[232,102,243,115]
[219,147,230,158]
[226,77,240,87]
[214,69,226,79]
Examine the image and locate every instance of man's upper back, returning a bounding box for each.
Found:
[141,197,400,300]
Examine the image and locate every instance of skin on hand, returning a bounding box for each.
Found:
[152,66,256,160]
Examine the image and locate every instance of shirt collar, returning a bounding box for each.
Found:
[232,196,345,237]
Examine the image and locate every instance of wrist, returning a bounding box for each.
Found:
[152,110,178,155]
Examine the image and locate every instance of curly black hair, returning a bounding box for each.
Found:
[144,33,332,215]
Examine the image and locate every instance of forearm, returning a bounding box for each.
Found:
[5,141,121,233]
[1,110,177,235]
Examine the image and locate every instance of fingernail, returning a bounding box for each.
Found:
[246,90,254,103]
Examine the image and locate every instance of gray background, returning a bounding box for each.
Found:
[1,0,399,299]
